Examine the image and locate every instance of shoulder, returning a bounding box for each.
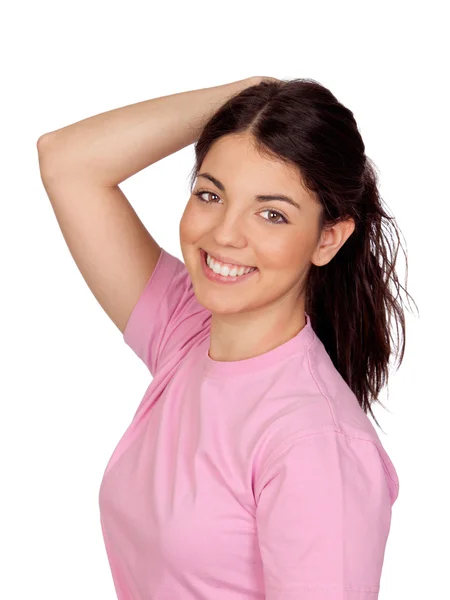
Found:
[273,332,378,441]
[256,331,395,476]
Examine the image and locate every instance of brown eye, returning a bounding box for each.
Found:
[194,191,220,203]
[259,209,288,225]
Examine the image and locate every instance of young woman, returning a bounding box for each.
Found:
[38,76,415,599]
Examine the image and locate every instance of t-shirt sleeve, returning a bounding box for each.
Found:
[254,430,399,600]
[122,247,211,376]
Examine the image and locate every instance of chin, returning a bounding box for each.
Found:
[193,287,252,315]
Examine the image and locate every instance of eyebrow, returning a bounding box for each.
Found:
[196,172,301,211]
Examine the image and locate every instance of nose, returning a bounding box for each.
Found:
[210,211,248,248]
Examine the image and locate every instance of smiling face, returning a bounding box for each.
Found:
[179,132,348,320]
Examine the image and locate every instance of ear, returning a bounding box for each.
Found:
[311,218,356,267]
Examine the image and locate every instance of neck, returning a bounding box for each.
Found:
[208,303,307,363]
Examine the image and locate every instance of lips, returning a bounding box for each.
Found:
[199,248,258,284]
[203,249,255,270]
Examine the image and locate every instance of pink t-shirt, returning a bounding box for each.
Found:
[98,247,400,600]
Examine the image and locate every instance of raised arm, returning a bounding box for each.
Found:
[37,77,257,333]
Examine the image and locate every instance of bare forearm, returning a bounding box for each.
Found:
[38,77,257,186]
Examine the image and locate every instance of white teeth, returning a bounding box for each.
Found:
[205,253,255,277]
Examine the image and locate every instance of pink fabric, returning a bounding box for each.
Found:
[98,248,400,600]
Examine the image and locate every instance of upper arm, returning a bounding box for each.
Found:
[254,431,398,599]
[38,137,162,335]
[120,247,211,374]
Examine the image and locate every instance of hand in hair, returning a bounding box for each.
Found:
[251,75,281,85]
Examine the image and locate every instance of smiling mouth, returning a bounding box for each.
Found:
[201,248,256,271]
[199,248,258,281]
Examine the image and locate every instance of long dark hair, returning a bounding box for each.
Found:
[188,78,418,431]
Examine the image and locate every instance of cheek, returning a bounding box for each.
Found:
[180,203,218,247]
[258,236,313,274]
[179,202,199,243]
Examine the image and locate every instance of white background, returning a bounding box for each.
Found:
[1,0,448,598]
